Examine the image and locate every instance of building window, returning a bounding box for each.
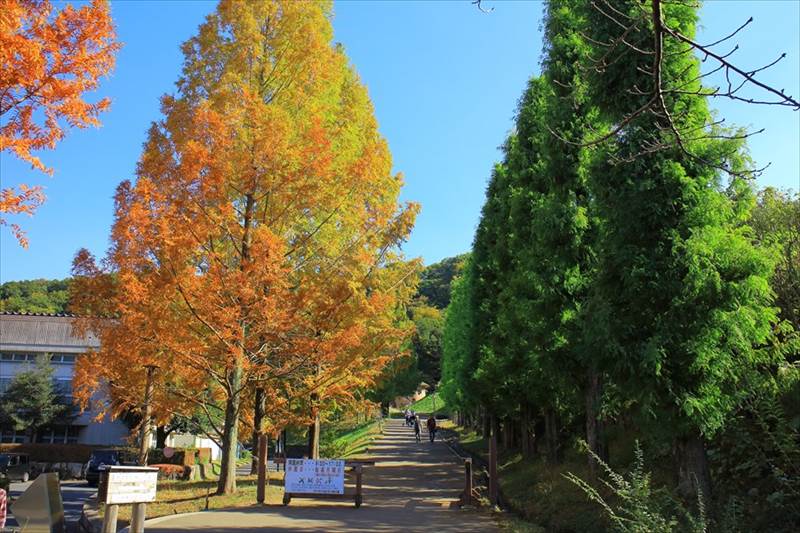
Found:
[0,377,11,395]
[49,353,77,364]
[0,427,26,443]
[35,425,80,444]
[52,378,73,399]
[0,352,78,363]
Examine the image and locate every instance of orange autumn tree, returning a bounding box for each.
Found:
[70,246,200,465]
[72,0,418,496]
[0,0,119,246]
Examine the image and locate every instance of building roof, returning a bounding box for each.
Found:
[0,312,99,353]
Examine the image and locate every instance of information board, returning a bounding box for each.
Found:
[99,466,159,505]
[284,459,345,495]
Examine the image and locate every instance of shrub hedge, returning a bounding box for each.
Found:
[0,443,97,463]
[150,463,191,480]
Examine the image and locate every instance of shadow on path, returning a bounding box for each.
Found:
[143,419,496,532]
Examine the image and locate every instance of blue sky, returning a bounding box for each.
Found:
[1,0,798,282]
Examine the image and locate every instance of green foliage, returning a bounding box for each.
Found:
[368,351,423,408]
[0,356,74,439]
[409,303,444,384]
[580,0,777,440]
[368,255,466,405]
[750,187,800,350]
[566,442,706,533]
[0,278,70,314]
[417,254,469,309]
[710,386,800,532]
[441,0,796,529]
[440,259,479,413]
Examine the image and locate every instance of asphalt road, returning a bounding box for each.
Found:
[5,478,96,530]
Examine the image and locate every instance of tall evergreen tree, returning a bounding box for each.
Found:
[581,0,777,498]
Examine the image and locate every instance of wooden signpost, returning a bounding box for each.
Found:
[99,466,159,533]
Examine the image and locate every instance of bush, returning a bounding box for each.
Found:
[149,447,197,466]
[565,442,705,533]
[151,463,191,480]
[0,443,96,463]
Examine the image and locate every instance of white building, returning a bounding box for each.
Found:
[0,312,129,445]
[165,433,222,461]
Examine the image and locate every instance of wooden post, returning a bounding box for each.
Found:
[256,433,268,504]
[101,504,119,533]
[130,503,146,533]
[463,458,473,506]
[354,464,363,508]
[489,413,498,506]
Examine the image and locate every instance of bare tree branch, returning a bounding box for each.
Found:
[472,0,494,14]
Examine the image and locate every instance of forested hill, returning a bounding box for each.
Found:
[417,254,469,309]
[0,255,470,317]
[0,279,71,314]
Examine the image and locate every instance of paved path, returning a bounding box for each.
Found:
[6,479,95,531]
[141,419,496,532]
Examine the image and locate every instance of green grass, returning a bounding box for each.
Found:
[101,474,284,523]
[404,392,449,415]
[320,418,383,458]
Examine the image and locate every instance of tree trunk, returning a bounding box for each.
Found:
[138,365,156,466]
[585,369,607,481]
[482,407,491,438]
[675,431,712,503]
[307,392,320,459]
[544,407,560,464]
[216,362,242,495]
[488,413,499,506]
[534,416,545,456]
[251,387,265,474]
[521,404,534,458]
[155,425,168,449]
[219,190,251,494]
[503,418,513,450]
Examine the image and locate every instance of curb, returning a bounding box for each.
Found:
[117,511,209,533]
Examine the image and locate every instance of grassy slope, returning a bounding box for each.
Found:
[440,420,606,532]
[390,392,449,417]
[324,418,383,458]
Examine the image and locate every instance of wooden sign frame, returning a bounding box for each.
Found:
[278,459,375,508]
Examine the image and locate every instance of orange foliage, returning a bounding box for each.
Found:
[72,0,418,495]
[0,0,119,245]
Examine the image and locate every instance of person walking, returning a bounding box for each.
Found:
[413,416,421,443]
[404,408,411,427]
[426,415,437,443]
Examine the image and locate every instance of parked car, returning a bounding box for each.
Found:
[85,448,137,487]
[0,452,32,482]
